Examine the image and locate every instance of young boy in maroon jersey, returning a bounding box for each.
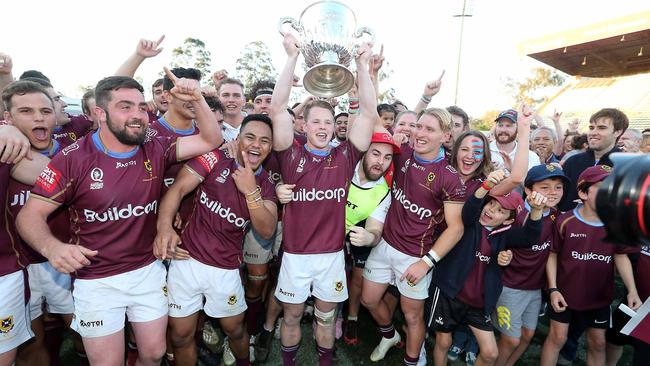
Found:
[540,165,642,366]
[493,164,569,366]
[430,169,548,366]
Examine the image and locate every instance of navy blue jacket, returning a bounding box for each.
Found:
[432,194,543,316]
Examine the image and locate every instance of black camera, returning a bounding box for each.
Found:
[596,153,650,246]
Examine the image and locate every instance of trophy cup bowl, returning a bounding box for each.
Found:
[279,1,374,98]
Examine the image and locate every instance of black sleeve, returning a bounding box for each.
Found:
[462,194,484,226]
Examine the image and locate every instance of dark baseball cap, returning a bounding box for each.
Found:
[495,109,517,124]
[489,191,524,214]
[524,164,570,188]
[577,165,612,189]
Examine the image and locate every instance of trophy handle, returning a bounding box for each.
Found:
[278,17,303,36]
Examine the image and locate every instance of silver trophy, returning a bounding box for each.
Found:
[279,0,374,98]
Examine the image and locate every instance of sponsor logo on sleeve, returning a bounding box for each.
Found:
[401,158,411,173]
[89,168,104,190]
[36,165,62,193]
[198,151,219,173]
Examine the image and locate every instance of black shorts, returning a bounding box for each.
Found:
[349,244,372,268]
[428,286,493,333]
[548,304,611,329]
[605,302,634,346]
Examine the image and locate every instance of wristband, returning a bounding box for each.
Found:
[421,255,434,267]
[420,94,432,104]
[481,181,493,191]
[548,287,560,294]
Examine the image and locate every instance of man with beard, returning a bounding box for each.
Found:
[330,112,348,148]
[0,82,54,366]
[16,72,222,366]
[269,34,376,366]
[154,114,278,366]
[342,132,398,346]
[219,79,246,142]
[490,109,540,172]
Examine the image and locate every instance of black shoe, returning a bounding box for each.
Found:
[254,328,274,362]
[343,320,358,345]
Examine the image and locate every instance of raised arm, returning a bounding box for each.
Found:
[347,43,376,152]
[491,103,533,195]
[270,34,300,151]
[115,35,165,77]
[0,53,14,115]
[414,70,444,115]
[551,110,565,157]
[163,67,222,160]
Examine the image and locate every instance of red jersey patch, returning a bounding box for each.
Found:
[35,165,62,193]
[197,151,219,174]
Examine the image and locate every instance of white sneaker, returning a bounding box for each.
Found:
[222,338,235,366]
[417,342,427,366]
[370,331,401,362]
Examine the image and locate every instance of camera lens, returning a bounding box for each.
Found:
[596,153,650,246]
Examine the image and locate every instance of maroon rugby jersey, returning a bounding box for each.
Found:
[457,229,492,307]
[552,207,637,310]
[52,115,93,147]
[30,131,178,279]
[383,144,466,257]
[279,141,362,254]
[636,246,650,301]
[0,163,25,276]
[8,140,69,264]
[501,206,556,290]
[182,150,276,269]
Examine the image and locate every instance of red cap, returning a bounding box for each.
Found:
[489,191,524,214]
[577,165,612,189]
[370,132,401,153]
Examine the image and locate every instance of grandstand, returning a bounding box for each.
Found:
[520,11,650,131]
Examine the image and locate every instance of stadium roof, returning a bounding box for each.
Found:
[520,11,650,77]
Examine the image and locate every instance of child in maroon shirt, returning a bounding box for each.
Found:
[540,165,642,366]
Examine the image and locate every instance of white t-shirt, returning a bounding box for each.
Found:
[489,140,541,172]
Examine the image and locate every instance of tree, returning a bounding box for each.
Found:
[505,67,567,107]
[171,38,212,83]
[471,110,500,131]
[376,61,396,104]
[235,41,277,96]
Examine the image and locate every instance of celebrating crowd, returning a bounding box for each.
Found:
[0,29,648,366]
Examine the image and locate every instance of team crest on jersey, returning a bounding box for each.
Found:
[144,160,153,172]
[0,316,14,334]
[61,142,79,156]
[162,285,168,297]
[227,295,237,305]
[36,165,62,193]
[296,157,306,173]
[90,168,104,190]
[401,158,411,173]
[334,281,344,292]
[406,279,416,287]
[216,168,230,184]
[69,132,77,142]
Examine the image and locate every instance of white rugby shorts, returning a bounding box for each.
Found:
[363,239,432,300]
[243,222,283,265]
[0,270,34,353]
[275,250,348,304]
[70,261,168,338]
[27,262,74,320]
[167,258,246,319]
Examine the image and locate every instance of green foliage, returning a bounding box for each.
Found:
[235,41,278,96]
[505,67,567,107]
[171,38,212,84]
[471,110,500,131]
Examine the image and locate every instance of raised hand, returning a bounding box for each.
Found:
[355,42,373,67]
[369,44,384,75]
[0,125,32,163]
[423,70,445,98]
[0,53,13,75]
[212,69,229,86]
[283,33,300,58]
[497,250,513,266]
[164,66,202,102]
[136,35,165,58]
[527,191,549,210]
[484,169,508,189]
[552,109,563,124]
[292,74,303,87]
[516,102,534,128]
[232,151,257,195]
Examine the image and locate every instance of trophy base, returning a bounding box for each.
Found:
[303,62,355,98]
